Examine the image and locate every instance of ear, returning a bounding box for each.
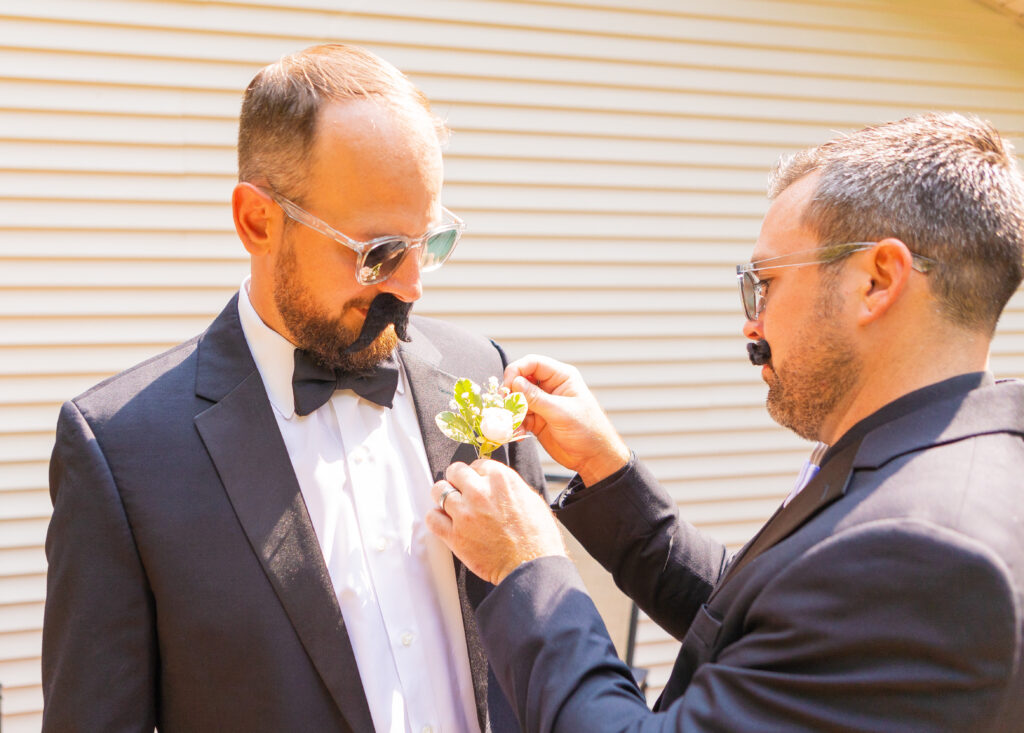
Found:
[232,182,276,257]
[855,238,915,326]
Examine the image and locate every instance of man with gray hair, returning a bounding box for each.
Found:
[43,44,542,732]
[428,112,1024,731]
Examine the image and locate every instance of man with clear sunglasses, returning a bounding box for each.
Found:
[43,45,543,732]
[427,113,1024,731]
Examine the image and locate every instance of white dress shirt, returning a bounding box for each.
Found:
[783,441,829,507]
[237,280,480,733]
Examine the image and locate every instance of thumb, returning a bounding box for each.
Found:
[512,375,556,417]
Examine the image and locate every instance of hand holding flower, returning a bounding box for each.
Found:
[503,354,630,485]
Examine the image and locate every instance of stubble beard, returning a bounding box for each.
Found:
[764,286,860,442]
[273,238,410,372]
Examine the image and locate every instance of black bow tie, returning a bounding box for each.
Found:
[291,349,400,416]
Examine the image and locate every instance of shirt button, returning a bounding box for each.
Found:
[422,726,434,733]
[374,536,388,552]
[351,447,367,464]
[401,632,415,647]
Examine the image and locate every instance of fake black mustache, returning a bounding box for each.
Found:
[342,293,413,354]
[747,339,772,366]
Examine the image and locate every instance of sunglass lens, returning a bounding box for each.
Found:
[740,273,757,320]
[420,228,459,271]
[359,239,407,283]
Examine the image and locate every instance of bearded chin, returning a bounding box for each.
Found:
[277,284,413,372]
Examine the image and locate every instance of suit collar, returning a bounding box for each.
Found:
[195,293,256,404]
[236,279,299,417]
[826,371,993,466]
[855,375,1023,469]
[716,373,1023,591]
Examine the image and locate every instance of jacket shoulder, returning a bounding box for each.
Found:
[70,337,201,423]
[69,296,243,420]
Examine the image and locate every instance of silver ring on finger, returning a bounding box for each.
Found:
[439,485,461,514]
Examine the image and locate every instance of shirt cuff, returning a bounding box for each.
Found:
[553,451,636,509]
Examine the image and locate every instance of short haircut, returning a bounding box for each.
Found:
[769,112,1024,333]
[237,44,447,199]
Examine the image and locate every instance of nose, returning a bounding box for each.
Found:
[742,314,763,342]
[379,247,423,303]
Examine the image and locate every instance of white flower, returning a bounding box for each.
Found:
[479,407,514,444]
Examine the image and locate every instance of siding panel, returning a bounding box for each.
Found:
[1,0,1023,726]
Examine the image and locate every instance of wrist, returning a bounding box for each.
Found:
[576,439,631,487]
[496,549,567,585]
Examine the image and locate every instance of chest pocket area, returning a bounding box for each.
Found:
[678,603,723,673]
[659,603,724,703]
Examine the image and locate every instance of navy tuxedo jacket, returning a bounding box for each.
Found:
[43,296,544,733]
[478,374,1024,732]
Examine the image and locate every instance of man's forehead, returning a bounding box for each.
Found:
[750,172,820,262]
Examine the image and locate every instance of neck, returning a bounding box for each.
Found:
[818,325,990,445]
[246,271,295,345]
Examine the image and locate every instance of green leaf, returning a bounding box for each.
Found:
[504,392,528,428]
[452,378,477,407]
[452,378,482,427]
[435,412,475,443]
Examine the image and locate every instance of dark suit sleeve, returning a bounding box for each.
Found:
[477,519,1020,732]
[43,401,158,732]
[555,459,726,640]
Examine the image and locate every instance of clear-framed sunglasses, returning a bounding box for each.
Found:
[256,185,465,285]
[736,242,937,321]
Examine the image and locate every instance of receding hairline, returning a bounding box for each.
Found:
[236,43,448,195]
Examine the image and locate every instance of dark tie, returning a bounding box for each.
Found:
[291,349,400,416]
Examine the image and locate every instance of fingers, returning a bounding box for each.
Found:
[432,473,468,514]
[444,461,485,489]
[507,373,565,432]
[430,477,452,507]
[426,459,568,585]
[423,502,454,546]
[435,461,494,514]
[442,459,524,506]
[439,485,461,513]
[504,354,579,395]
[508,374,543,404]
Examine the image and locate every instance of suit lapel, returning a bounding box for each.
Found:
[399,328,509,732]
[400,331,509,480]
[714,440,859,592]
[401,334,468,481]
[193,298,374,733]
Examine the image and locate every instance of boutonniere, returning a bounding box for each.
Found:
[435,377,529,459]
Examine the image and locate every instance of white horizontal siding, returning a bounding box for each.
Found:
[1,0,1023,727]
